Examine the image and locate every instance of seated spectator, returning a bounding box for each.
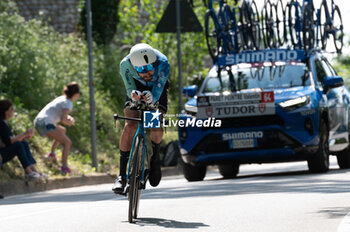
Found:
[34,82,81,175]
[0,99,47,181]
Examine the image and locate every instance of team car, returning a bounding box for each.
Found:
[178,48,350,181]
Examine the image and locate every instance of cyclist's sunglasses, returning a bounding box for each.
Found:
[134,63,154,73]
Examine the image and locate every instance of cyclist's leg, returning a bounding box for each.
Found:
[119,108,139,151]
[149,82,168,187]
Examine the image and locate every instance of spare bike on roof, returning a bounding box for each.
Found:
[203,0,343,63]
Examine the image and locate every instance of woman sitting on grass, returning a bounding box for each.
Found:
[0,99,47,181]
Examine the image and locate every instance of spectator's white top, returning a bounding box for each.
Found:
[36,96,73,124]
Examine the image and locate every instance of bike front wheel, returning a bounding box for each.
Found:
[128,135,144,223]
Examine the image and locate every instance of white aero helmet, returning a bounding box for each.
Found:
[129,43,157,67]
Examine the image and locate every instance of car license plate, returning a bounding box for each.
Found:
[229,139,256,149]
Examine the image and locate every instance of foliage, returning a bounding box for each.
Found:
[334,50,350,87]
[79,0,120,46]
[0,1,123,179]
[0,11,89,110]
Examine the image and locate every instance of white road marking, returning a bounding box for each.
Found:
[338,212,350,232]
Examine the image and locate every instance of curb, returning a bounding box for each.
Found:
[0,166,183,197]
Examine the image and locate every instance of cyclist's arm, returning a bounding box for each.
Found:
[120,57,137,98]
[151,60,170,104]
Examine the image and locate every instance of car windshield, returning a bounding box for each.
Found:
[203,62,311,93]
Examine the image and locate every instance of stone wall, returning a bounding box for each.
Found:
[15,0,81,34]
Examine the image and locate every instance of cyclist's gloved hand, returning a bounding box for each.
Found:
[131,90,142,102]
[142,90,153,104]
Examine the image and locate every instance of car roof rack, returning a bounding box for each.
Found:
[216,48,308,67]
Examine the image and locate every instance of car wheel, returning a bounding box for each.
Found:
[181,159,206,182]
[336,127,350,169]
[337,147,350,169]
[218,163,239,179]
[307,120,329,173]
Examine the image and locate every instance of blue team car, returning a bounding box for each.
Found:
[178,49,350,181]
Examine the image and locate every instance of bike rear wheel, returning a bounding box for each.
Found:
[128,135,143,223]
[205,10,221,62]
[332,5,343,53]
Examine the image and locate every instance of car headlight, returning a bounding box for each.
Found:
[278,95,310,111]
[184,104,197,114]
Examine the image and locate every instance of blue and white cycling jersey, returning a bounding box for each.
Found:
[120,49,170,104]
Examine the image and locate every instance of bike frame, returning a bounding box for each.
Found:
[113,110,149,190]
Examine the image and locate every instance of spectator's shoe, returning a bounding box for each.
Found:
[47,152,57,161]
[149,154,162,187]
[25,171,41,181]
[60,166,71,175]
[112,176,126,195]
[39,172,50,179]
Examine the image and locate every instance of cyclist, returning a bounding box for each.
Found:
[112,43,170,194]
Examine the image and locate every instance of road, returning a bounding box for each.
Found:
[1,156,350,232]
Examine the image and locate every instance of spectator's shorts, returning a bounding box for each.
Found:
[124,81,169,113]
[34,118,56,136]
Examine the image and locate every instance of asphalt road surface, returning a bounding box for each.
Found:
[1,156,350,232]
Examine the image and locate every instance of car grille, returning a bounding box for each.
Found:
[191,130,300,154]
[216,115,284,128]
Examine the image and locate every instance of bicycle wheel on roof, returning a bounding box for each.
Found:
[240,1,254,50]
[249,0,261,50]
[319,1,328,50]
[332,5,343,53]
[303,4,315,53]
[205,10,221,62]
[287,1,302,49]
[262,0,277,48]
[275,0,286,46]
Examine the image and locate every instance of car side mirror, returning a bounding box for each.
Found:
[182,85,198,98]
[323,76,344,93]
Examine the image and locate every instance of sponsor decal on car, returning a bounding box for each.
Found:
[197,92,275,118]
[218,49,306,66]
[222,131,264,149]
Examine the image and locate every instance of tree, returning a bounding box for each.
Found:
[80,0,120,46]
